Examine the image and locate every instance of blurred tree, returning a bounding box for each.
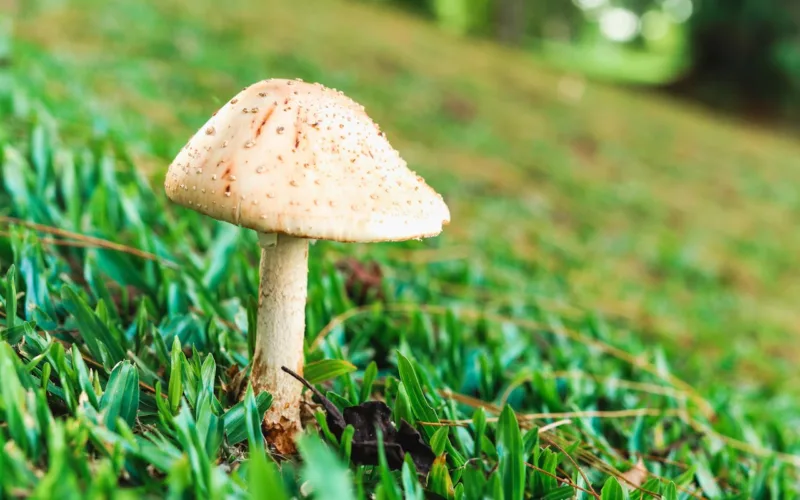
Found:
[495,0,525,45]
[427,0,492,36]
[668,0,800,119]
[372,0,800,121]
[526,1,583,45]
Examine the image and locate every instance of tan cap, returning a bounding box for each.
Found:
[164,78,450,242]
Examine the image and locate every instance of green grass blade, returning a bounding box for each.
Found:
[396,352,438,431]
[496,405,524,500]
[359,361,377,404]
[600,477,627,500]
[297,433,356,500]
[223,391,272,445]
[60,286,126,366]
[99,361,140,431]
[4,264,17,333]
[430,426,449,457]
[304,359,357,384]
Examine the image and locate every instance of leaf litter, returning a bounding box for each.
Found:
[282,366,435,475]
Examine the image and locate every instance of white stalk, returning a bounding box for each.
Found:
[250,232,309,452]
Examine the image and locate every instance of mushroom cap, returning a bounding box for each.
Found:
[164,78,450,243]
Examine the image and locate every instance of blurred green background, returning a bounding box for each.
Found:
[12,0,800,389]
[3,0,800,496]
[391,0,800,122]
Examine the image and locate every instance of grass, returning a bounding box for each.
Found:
[1,0,800,497]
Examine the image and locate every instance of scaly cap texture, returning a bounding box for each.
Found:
[165,78,450,242]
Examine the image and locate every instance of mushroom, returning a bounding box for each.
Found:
[164,78,450,453]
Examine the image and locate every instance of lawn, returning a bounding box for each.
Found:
[2,0,800,497]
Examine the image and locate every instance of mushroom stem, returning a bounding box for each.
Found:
[251,232,309,453]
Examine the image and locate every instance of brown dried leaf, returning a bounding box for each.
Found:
[620,458,648,489]
[335,257,385,306]
[282,366,435,475]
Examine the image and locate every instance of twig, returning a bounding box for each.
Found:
[500,371,686,405]
[548,437,599,497]
[419,408,688,427]
[0,217,179,269]
[538,419,571,433]
[524,461,600,498]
